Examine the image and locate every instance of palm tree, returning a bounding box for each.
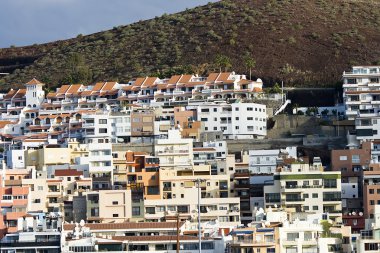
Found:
[244,54,256,80]
[215,54,232,72]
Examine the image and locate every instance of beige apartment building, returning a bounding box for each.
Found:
[25,145,71,170]
[84,189,132,223]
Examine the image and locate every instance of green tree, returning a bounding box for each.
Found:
[244,54,256,80]
[215,54,232,72]
[63,53,93,84]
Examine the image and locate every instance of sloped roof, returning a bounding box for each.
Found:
[63,222,183,231]
[26,78,44,86]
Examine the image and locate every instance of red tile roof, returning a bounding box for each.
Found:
[26,78,44,86]
[55,169,83,177]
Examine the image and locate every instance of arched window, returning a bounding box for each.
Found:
[33,104,36,108]
[25,113,30,119]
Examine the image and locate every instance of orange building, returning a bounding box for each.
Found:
[0,185,29,237]
[125,151,161,201]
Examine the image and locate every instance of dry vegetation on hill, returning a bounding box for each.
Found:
[1,0,380,90]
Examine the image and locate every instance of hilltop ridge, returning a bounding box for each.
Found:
[1,0,380,90]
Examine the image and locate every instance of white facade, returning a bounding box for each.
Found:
[279,220,322,253]
[343,66,380,140]
[249,147,297,174]
[155,129,193,168]
[196,103,267,139]
[264,163,342,221]
[6,149,25,169]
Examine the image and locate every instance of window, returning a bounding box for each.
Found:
[138,176,142,180]
[339,156,347,161]
[213,127,217,130]
[369,189,374,194]
[370,200,375,205]
[99,128,107,133]
[213,108,217,112]
[181,194,184,198]
[312,193,318,198]
[99,119,107,124]
[201,118,208,122]
[313,206,318,210]
[313,180,319,186]
[112,201,119,205]
[247,107,253,111]
[38,186,43,191]
[235,117,239,120]
[146,207,155,214]
[352,155,360,163]
[147,186,159,195]
[303,194,309,199]
[235,126,239,130]
[201,109,209,112]
[235,107,239,111]
[34,199,41,203]
[132,207,140,216]
[247,117,253,120]
[113,214,119,217]
[304,206,309,211]
[364,243,379,251]
[247,126,254,131]
[156,206,165,212]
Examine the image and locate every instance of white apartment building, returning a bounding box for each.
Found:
[144,187,240,226]
[249,147,297,174]
[355,205,380,253]
[343,66,380,140]
[196,102,267,139]
[264,162,342,222]
[155,129,193,169]
[279,220,323,253]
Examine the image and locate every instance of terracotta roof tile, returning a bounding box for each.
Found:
[26,78,44,86]
[179,75,193,83]
[92,82,105,92]
[57,85,71,95]
[4,89,17,99]
[13,89,26,99]
[143,77,158,87]
[217,72,232,82]
[206,73,219,83]
[55,169,83,177]
[66,84,82,94]
[133,77,146,87]
[101,82,117,91]
[167,75,182,85]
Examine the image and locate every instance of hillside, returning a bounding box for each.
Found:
[1,0,380,90]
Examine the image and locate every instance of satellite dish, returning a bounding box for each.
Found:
[359,212,363,216]
[352,212,356,216]
[117,138,124,143]
[80,220,85,227]
[274,204,278,208]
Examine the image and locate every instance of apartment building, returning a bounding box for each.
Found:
[131,107,155,138]
[249,147,297,174]
[264,161,342,221]
[0,212,62,253]
[229,226,279,253]
[355,205,380,253]
[196,102,267,139]
[124,151,160,201]
[363,164,380,219]
[278,220,323,253]
[331,142,371,215]
[343,66,380,140]
[155,129,193,169]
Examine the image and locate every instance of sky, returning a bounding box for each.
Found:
[0,0,217,48]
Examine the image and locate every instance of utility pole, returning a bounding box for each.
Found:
[176,212,180,253]
[193,178,205,253]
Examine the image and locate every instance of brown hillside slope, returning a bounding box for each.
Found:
[1,0,380,90]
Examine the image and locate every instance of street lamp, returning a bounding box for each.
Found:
[193,178,206,253]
